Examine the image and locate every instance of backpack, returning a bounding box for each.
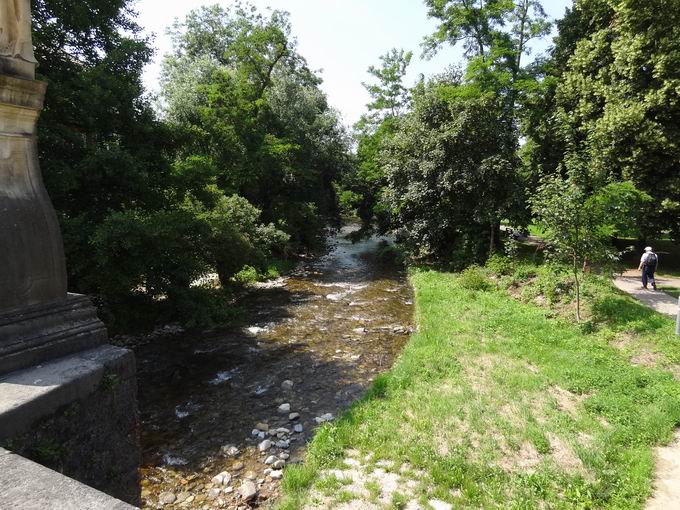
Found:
[645,252,657,267]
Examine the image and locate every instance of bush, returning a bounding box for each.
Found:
[459,265,493,291]
[486,253,514,276]
[234,265,259,284]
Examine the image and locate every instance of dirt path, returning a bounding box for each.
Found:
[613,274,679,317]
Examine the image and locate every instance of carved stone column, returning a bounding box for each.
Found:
[0,73,108,374]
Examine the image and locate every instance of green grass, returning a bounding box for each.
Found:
[660,286,680,299]
[278,263,680,509]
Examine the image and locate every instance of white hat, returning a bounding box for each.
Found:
[645,246,653,252]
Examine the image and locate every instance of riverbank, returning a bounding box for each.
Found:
[279,265,680,509]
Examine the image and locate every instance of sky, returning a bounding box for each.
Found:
[135,0,573,127]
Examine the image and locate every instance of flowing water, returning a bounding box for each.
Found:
[135,225,413,509]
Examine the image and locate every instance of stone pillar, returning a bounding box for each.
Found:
[0,2,141,505]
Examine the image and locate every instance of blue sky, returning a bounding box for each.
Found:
[135,0,573,126]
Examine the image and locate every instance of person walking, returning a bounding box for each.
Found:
[638,246,659,290]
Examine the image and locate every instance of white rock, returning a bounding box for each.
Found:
[159,492,176,504]
[275,440,290,449]
[273,460,285,469]
[218,471,231,485]
[279,452,290,460]
[221,445,239,456]
[264,455,276,465]
[278,403,291,413]
[258,439,272,452]
[251,428,260,437]
[239,481,257,501]
[224,487,233,494]
[281,380,294,390]
[289,412,300,421]
[255,422,269,432]
[429,500,452,510]
[294,424,304,433]
[208,488,221,498]
[264,468,272,476]
[270,470,284,479]
[211,474,225,485]
[276,427,290,434]
[258,431,266,439]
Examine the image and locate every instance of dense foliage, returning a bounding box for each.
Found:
[35,1,349,331]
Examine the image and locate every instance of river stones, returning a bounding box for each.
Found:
[289,412,300,420]
[264,455,276,465]
[278,403,291,413]
[281,380,294,390]
[294,424,304,433]
[221,445,239,456]
[273,460,285,469]
[270,470,284,479]
[211,471,231,486]
[159,492,176,505]
[255,422,269,432]
[258,439,272,451]
[239,480,258,501]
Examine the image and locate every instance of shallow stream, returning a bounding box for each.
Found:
[135,225,413,508]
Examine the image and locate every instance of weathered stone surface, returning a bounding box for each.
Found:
[0,448,135,509]
[0,346,140,505]
[0,294,108,376]
[0,73,65,314]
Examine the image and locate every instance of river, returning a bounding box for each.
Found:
[134,225,413,508]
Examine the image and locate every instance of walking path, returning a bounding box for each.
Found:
[613,271,679,317]
[613,270,680,510]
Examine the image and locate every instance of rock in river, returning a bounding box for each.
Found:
[281,380,294,390]
[278,403,291,413]
[159,492,176,505]
[258,439,272,452]
[239,481,258,501]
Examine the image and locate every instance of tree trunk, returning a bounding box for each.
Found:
[573,256,581,322]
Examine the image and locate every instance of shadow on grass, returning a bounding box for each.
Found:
[591,292,672,333]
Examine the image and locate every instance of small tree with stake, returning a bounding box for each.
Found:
[530,177,651,321]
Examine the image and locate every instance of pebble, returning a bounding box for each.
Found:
[270,470,284,479]
[221,445,239,457]
[276,427,290,434]
[176,491,191,504]
[208,488,222,499]
[264,455,277,465]
[278,403,291,413]
[232,461,245,471]
[273,460,285,469]
[275,440,290,449]
[258,439,272,452]
[279,453,290,460]
[264,468,272,475]
[255,422,269,432]
[294,424,304,433]
[281,380,294,390]
[224,486,233,494]
[251,428,260,436]
[239,481,258,501]
[429,500,452,510]
[159,492,176,505]
[289,412,300,421]
[244,470,256,480]
[314,413,333,424]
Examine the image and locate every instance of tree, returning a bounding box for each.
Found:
[530,0,680,240]
[531,177,651,321]
[162,4,350,250]
[382,77,522,264]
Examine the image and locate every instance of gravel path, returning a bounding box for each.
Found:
[613,275,679,317]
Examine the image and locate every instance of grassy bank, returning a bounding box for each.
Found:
[278,263,680,509]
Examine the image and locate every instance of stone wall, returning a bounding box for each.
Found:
[0,346,141,506]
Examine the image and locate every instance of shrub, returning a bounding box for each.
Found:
[234,265,259,284]
[486,253,514,276]
[459,265,493,291]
